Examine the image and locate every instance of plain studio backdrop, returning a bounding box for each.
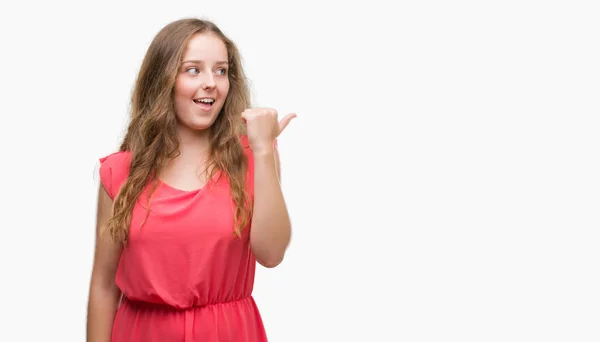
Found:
[0,1,598,341]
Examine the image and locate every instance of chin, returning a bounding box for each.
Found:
[188,120,216,131]
[177,107,224,132]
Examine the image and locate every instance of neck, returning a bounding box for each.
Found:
[176,123,212,157]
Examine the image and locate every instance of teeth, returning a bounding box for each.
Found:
[195,98,214,104]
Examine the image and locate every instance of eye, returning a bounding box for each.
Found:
[215,68,228,76]
[186,67,200,75]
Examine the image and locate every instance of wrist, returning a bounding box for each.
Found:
[252,148,275,158]
[250,139,276,156]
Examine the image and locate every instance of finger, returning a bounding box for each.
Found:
[278,113,297,133]
[241,110,251,123]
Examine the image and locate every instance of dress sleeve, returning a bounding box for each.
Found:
[98,151,131,200]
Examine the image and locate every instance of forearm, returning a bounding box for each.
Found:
[250,150,291,268]
[86,284,121,342]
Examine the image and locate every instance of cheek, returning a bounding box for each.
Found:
[175,78,197,99]
[219,80,230,98]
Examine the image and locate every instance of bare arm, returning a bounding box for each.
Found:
[86,184,123,341]
[250,147,292,268]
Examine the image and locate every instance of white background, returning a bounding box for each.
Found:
[1,1,599,341]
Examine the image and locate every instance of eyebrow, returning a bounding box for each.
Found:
[182,60,229,65]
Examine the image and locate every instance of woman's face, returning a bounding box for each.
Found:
[174,32,230,133]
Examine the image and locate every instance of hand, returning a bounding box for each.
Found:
[241,108,296,154]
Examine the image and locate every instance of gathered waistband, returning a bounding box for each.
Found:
[119,295,255,342]
[120,295,253,311]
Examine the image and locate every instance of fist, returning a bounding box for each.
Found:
[241,107,296,154]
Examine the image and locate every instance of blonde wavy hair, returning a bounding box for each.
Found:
[102,18,252,243]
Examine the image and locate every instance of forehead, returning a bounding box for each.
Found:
[182,32,228,62]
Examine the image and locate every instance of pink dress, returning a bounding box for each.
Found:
[98,135,269,341]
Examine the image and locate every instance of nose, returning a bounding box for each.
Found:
[201,73,216,90]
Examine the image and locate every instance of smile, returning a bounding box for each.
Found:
[193,98,215,106]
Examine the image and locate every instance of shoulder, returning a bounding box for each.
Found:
[99,150,132,167]
[99,150,132,199]
[239,135,253,160]
[239,134,251,150]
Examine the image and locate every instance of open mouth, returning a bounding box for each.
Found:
[193,98,215,109]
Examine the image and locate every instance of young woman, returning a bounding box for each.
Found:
[86,18,295,341]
